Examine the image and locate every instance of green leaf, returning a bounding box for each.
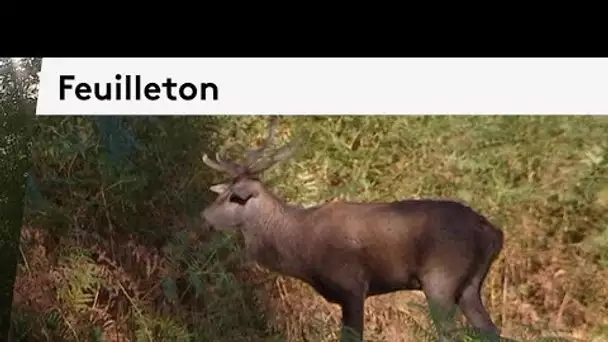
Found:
[161,276,178,302]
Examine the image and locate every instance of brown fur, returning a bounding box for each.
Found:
[203,178,504,342]
[200,118,504,341]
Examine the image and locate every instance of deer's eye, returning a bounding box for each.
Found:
[229,194,248,205]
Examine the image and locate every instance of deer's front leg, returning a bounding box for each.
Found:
[339,296,365,342]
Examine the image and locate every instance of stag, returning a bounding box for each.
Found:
[201,117,504,342]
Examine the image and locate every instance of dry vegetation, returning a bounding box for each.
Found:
[9,115,608,342]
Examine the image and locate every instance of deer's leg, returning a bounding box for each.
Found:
[457,252,501,340]
[422,271,461,342]
[458,284,500,341]
[339,295,365,342]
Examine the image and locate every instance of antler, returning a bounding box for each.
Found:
[202,152,241,177]
[248,138,299,174]
[202,116,299,177]
[246,116,277,165]
[246,116,299,175]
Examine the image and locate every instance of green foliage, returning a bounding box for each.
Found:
[399,301,573,342]
[56,247,106,315]
[25,115,225,243]
[1,57,37,340]
[14,114,286,341]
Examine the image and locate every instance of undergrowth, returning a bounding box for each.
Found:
[10,115,608,342]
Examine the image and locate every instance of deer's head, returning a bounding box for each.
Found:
[201,117,299,231]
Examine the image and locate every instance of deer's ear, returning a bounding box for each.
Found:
[209,183,230,194]
[231,181,259,201]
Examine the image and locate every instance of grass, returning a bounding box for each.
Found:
[10,115,608,342]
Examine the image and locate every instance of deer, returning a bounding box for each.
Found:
[200,116,504,342]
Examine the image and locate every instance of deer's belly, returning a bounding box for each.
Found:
[367,275,422,296]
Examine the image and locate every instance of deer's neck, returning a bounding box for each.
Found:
[242,195,308,278]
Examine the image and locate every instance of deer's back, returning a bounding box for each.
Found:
[307,198,493,242]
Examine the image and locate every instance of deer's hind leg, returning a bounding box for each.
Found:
[420,268,467,342]
[457,243,502,340]
[458,283,500,341]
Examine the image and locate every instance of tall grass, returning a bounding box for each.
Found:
[11,115,608,341]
